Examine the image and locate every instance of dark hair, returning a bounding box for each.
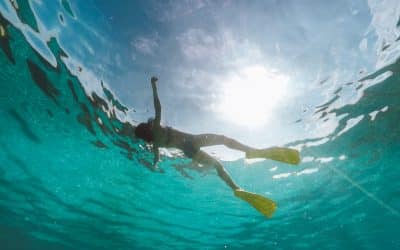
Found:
[135,122,153,142]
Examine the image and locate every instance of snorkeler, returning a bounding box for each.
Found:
[134,76,300,218]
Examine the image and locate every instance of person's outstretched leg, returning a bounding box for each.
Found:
[192,150,277,218]
[193,134,256,152]
[193,134,300,165]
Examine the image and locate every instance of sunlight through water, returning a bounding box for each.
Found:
[214,65,289,128]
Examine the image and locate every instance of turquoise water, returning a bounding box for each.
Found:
[1,0,400,249]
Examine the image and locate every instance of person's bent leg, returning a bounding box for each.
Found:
[192,150,277,218]
[192,150,239,190]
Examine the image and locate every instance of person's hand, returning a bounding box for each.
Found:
[151,76,158,84]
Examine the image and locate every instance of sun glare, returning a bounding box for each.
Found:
[215,65,289,127]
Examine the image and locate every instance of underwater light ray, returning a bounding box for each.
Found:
[328,165,400,218]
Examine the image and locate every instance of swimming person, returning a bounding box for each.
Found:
[134,76,300,218]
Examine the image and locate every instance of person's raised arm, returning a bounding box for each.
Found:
[150,76,161,169]
[151,76,161,126]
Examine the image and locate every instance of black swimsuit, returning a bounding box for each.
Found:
[165,126,173,146]
[182,137,199,158]
[164,126,199,158]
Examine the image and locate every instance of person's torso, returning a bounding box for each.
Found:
[154,126,196,152]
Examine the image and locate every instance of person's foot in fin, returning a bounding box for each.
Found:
[234,189,277,218]
[246,147,300,165]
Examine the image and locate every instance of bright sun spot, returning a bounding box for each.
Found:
[215,65,290,127]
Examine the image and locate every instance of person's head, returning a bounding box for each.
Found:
[135,122,153,142]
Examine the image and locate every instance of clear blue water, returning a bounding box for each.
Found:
[0,1,400,249]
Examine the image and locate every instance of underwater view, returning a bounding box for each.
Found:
[1,0,400,249]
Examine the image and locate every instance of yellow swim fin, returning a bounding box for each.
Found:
[234,189,277,218]
[246,147,300,165]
